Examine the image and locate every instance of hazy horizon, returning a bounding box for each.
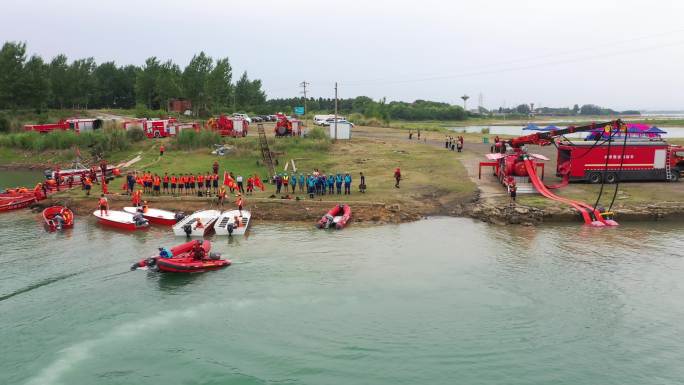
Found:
[2,0,683,111]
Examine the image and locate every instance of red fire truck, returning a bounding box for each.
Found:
[205,115,248,137]
[557,139,684,183]
[123,118,200,138]
[274,114,303,137]
[24,118,103,133]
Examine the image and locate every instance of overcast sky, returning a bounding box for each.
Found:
[2,0,683,110]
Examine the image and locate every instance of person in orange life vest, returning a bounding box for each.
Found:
[212,161,219,175]
[217,186,227,207]
[394,168,401,188]
[195,218,204,230]
[235,194,244,216]
[98,194,109,216]
[159,144,165,156]
[153,174,161,196]
[178,174,185,195]
[212,172,219,193]
[246,177,254,195]
[170,174,177,195]
[204,172,210,194]
[198,174,205,195]
[84,177,93,195]
[192,240,205,260]
[162,173,169,194]
[507,179,517,203]
[233,215,241,228]
[141,201,149,213]
[132,189,142,207]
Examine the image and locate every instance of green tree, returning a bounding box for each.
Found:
[21,55,49,110]
[182,52,213,115]
[48,54,69,109]
[156,60,182,111]
[136,57,161,109]
[572,104,580,115]
[234,71,266,110]
[205,57,232,112]
[0,42,27,108]
[66,58,96,108]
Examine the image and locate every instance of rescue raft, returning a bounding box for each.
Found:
[131,240,231,273]
[42,206,74,231]
[317,204,352,229]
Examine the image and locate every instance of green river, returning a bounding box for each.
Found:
[1,212,683,384]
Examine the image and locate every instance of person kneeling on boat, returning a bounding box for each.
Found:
[192,240,206,260]
[53,213,65,230]
[158,247,173,259]
[98,194,109,216]
[194,218,204,230]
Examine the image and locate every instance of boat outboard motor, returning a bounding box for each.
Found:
[132,213,148,227]
[183,223,193,237]
[43,169,53,180]
[209,252,222,260]
[55,217,64,230]
[226,223,234,236]
[324,214,334,229]
[174,212,186,221]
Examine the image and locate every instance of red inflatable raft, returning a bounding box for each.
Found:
[0,195,38,213]
[316,204,352,229]
[42,206,74,230]
[131,240,232,273]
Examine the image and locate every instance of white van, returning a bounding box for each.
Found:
[314,114,335,125]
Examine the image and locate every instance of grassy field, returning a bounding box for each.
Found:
[9,129,475,212]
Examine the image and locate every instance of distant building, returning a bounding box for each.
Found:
[168,99,192,113]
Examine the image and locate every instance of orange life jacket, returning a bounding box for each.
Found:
[98,197,107,206]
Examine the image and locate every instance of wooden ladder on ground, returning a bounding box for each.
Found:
[257,123,276,180]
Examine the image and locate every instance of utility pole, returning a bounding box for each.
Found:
[334,82,338,141]
[300,81,309,123]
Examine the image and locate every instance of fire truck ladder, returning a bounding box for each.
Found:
[257,123,276,179]
[665,147,673,181]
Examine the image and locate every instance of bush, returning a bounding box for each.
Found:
[0,113,9,133]
[126,128,146,142]
[306,127,328,140]
[174,129,222,150]
[480,127,490,134]
[0,129,131,153]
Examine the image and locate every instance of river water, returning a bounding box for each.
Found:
[451,125,684,138]
[2,213,683,385]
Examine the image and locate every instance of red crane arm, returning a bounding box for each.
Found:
[507,119,622,148]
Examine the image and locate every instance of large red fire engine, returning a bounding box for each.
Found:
[205,115,248,137]
[24,118,103,133]
[123,118,200,138]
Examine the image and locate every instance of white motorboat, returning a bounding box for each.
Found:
[172,210,221,237]
[214,210,251,236]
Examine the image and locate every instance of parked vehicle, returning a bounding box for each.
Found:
[314,114,335,126]
[232,113,252,123]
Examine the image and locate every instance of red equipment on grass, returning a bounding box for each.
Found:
[206,115,248,137]
[274,114,303,137]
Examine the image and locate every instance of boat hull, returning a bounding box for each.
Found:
[172,210,221,237]
[93,210,149,231]
[317,204,352,229]
[123,206,179,226]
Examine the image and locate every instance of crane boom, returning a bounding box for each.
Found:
[507,119,622,148]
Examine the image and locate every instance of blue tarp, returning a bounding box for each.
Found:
[523,123,540,131]
[646,126,667,134]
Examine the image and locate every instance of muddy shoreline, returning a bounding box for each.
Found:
[34,193,684,226]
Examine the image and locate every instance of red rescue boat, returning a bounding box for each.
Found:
[0,195,37,213]
[316,204,352,229]
[131,240,232,273]
[42,206,74,230]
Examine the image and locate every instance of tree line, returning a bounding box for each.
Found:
[0,42,266,114]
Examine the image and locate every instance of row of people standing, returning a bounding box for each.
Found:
[446,136,464,152]
[125,171,221,196]
[273,171,362,197]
